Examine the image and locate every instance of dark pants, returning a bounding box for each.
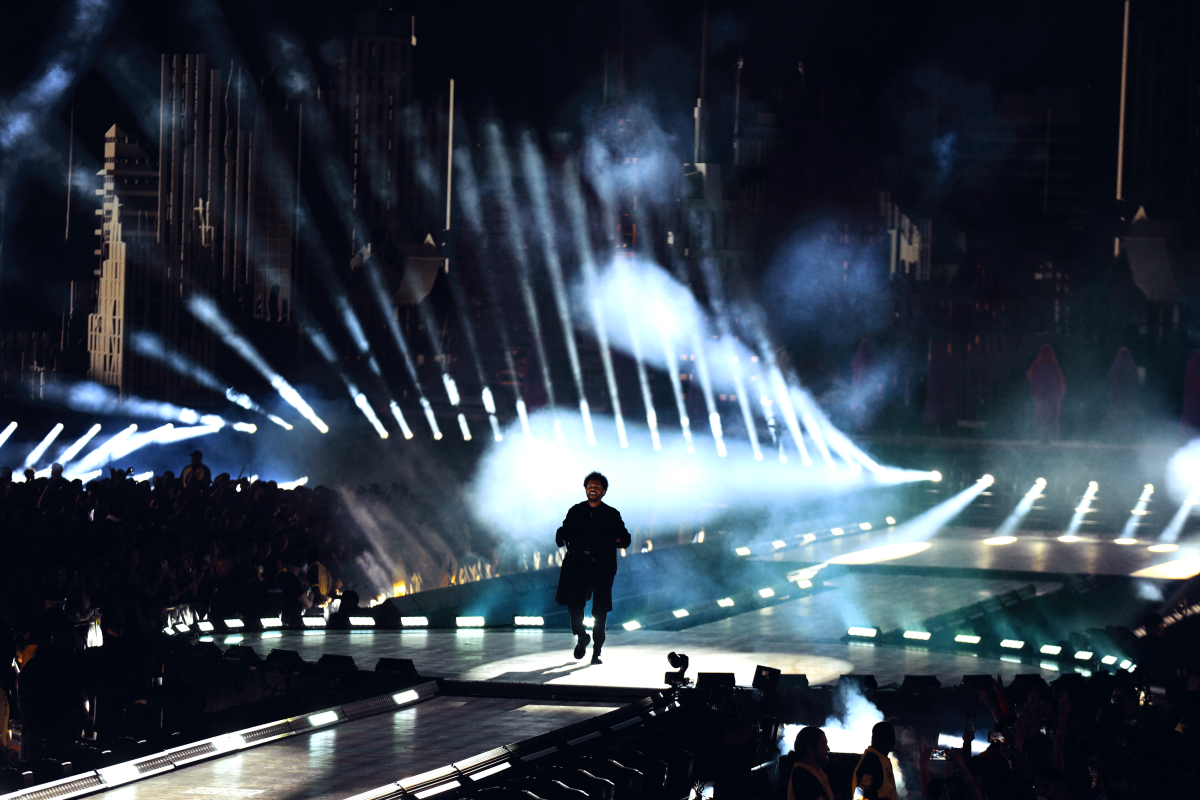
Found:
[568,604,607,650]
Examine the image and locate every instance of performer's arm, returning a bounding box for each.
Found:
[613,509,631,550]
[555,506,574,548]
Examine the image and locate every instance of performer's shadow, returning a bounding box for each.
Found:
[490,661,593,682]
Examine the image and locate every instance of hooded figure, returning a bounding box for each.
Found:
[1104,347,1139,439]
[1027,345,1066,442]
[1182,350,1200,434]
[922,341,957,434]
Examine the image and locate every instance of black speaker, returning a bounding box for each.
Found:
[752,665,782,694]
[265,649,307,671]
[317,654,357,672]
[696,672,736,689]
[375,658,424,684]
[901,675,940,693]
[223,645,260,667]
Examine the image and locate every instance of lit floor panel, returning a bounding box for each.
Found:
[781,525,1200,577]
[97,696,622,800]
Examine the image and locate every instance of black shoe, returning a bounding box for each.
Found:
[573,633,591,660]
[591,651,603,665]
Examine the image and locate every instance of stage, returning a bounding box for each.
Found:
[74,521,1192,800]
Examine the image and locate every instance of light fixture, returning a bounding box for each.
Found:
[955,634,981,644]
[984,536,1018,546]
[772,540,786,549]
[1040,644,1062,655]
[308,710,339,727]
[1119,659,1132,670]
[393,690,420,704]
[456,616,485,627]
[1114,538,1138,545]
[175,623,190,633]
[885,517,896,525]
[584,616,595,628]
[1101,655,1118,665]
[903,631,931,640]
[1149,543,1179,552]
[717,598,735,608]
[797,579,813,588]
[197,621,214,632]
[97,762,143,788]
[859,522,872,530]
[931,471,943,482]
[735,546,752,556]
[1000,639,1025,649]
[302,617,327,628]
[831,527,844,535]
[1074,651,1093,660]
[802,533,817,542]
[848,627,878,638]
[1058,535,1081,543]
[758,587,775,598]
[401,616,429,627]
[260,617,283,628]
[622,620,642,631]
[513,616,544,626]
[224,619,244,629]
[349,616,376,627]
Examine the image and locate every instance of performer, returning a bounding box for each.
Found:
[555,471,631,664]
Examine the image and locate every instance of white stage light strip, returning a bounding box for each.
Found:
[457,413,472,441]
[421,398,443,440]
[24,423,64,468]
[232,422,257,433]
[389,401,415,439]
[515,398,533,440]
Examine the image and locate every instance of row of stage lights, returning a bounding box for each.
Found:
[844,625,1136,675]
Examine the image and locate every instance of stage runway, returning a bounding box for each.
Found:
[86,522,1180,799]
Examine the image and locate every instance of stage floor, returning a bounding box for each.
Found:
[91,522,1183,799]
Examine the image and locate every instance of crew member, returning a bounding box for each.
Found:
[852,721,898,800]
[555,471,631,664]
[788,726,834,800]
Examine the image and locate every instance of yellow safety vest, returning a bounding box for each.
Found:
[851,747,898,800]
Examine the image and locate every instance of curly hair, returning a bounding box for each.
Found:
[583,471,608,490]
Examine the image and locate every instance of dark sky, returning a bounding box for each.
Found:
[0,0,1126,330]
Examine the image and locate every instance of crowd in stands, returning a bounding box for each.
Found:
[788,616,1200,800]
[0,450,502,765]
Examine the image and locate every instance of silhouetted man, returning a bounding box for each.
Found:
[555,471,630,664]
[789,726,834,800]
[852,721,898,800]
[180,450,212,489]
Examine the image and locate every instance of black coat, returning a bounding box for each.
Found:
[554,501,631,611]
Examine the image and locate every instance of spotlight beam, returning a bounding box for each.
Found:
[23,424,64,468]
[993,478,1047,537]
[521,135,594,446]
[1120,484,1154,539]
[186,294,328,433]
[564,166,627,448]
[1064,481,1100,538]
[455,141,526,431]
[0,422,16,451]
[1160,486,1199,543]
[64,424,137,479]
[56,423,101,464]
[486,123,561,443]
[614,263,662,450]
